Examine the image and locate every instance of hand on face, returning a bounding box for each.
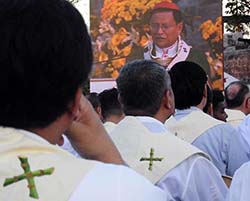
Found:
[65,95,124,164]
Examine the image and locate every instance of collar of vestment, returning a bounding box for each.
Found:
[225,109,245,127]
[144,36,191,70]
[174,106,201,120]
[166,110,224,143]
[103,121,117,133]
[136,116,166,133]
[154,40,178,58]
[18,128,51,144]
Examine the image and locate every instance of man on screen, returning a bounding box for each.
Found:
[128,1,210,77]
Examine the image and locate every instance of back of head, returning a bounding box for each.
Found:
[225,81,250,108]
[98,88,123,120]
[203,84,213,114]
[116,60,171,116]
[86,92,101,111]
[212,90,225,110]
[212,89,228,122]
[0,0,92,129]
[169,61,207,109]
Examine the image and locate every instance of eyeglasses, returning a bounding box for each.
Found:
[150,23,177,32]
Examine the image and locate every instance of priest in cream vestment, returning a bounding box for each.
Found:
[166,61,250,177]
[0,2,167,200]
[112,60,227,201]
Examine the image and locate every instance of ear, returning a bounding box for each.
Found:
[96,106,103,121]
[68,87,82,120]
[117,93,123,106]
[163,89,174,111]
[57,135,64,146]
[203,84,208,98]
[96,106,102,116]
[244,97,250,109]
[177,22,183,35]
[164,90,171,109]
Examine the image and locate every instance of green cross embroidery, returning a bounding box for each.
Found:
[140,148,164,171]
[3,156,54,199]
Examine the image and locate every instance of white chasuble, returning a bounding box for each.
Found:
[0,127,96,201]
[109,116,208,184]
[166,110,224,143]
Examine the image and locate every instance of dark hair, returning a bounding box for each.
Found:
[169,61,208,109]
[203,84,213,113]
[225,81,250,108]
[0,0,92,129]
[212,90,225,110]
[98,88,123,120]
[116,60,171,116]
[86,93,101,110]
[149,8,183,24]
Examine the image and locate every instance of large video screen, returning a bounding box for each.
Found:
[76,0,223,92]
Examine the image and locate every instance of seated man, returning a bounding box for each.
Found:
[0,1,167,200]
[224,81,250,127]
[99,88,125,133]
[110,60,227,201]
[166,61,249,176]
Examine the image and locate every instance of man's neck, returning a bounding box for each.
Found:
[105,114,125,124]
[29,115,70,145]
[197,95,207,111]
[154,111,172,124]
